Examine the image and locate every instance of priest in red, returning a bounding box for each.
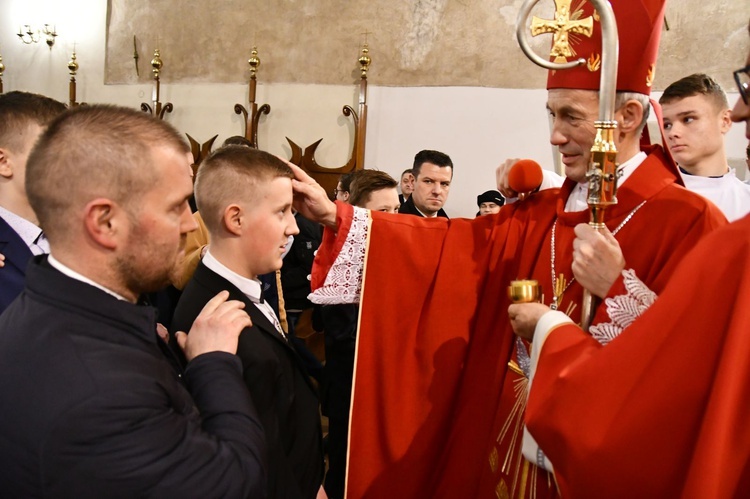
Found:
[512,23,750,498]
[292,1,726,497]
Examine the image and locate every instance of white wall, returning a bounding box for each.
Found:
[1,0,747,218]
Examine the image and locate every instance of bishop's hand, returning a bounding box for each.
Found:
[572,223,625,299]
[496,158,521,199]
[285,160,338,228]
[509,303,551,341]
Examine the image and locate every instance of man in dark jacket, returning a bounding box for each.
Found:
[0,105,267,497]
[398,149,452,218]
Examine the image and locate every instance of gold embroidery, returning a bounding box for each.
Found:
[496,478,510,499]
[490,446,500,474]
[646,64,656,87]
[518,460,530,499]
[530,0,594,63]
[587,52,601,72]
[507,359,525,377]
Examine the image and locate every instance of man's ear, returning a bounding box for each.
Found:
[0,148,13,179]
[222,204,244,236]
[617,99,646,137]
[719,108,732,134]
[82,198,121,250]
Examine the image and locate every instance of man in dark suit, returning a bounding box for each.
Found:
[0,91,66,313]
[0,105,267,497]
[172,146,325,499]
[398,168,414,205]
[398,149,453,218]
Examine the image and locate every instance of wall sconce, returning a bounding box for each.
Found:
[17,24,58,49]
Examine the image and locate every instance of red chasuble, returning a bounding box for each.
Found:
[312,146,725,499]
[526,214,750,498]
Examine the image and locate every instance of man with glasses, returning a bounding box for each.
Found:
[510,23,750,496]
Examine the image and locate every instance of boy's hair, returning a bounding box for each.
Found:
[400,168,413,178]
[348,170,398,207]
[338,171,360,194]
[0,91,66,152]
[659,73,729,111]
[412,150,453,178]
[195,145,293,234]
[221,135,254,148]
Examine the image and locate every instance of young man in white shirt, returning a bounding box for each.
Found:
[660,73,750,221]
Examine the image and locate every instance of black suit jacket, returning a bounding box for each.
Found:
[173,263,324,499]
[0,215,33,314]
[398,195,449,218]
[0,258,266,498]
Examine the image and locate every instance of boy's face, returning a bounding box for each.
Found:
[241,176,299,277]
[362,187,400,214]
[662,94,731,170]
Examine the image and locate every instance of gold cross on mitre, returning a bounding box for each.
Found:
[530,0,594,63]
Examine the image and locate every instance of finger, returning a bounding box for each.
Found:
[200,290,231,316]
[600,225,618,245]
[156,323,169,342]
[508,304,521,318]
[175,331,187,351]
[574,223,595,239]
[287,163,315,183]
[233,312,253,330]
[213,300,250,321]
[292,178,317,196]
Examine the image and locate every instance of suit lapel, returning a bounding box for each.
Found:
[193,263,291,348]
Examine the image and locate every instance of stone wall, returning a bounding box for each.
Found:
[105,0,749,90]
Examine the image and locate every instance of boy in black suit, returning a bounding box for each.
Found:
[172,146,325,499]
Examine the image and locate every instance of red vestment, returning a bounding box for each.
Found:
[526,214,750,498]
[312,146,726,498]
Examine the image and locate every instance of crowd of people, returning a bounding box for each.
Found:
[0,1,749,497]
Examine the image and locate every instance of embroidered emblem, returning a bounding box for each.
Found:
[530,0,594,63]
[587,52,601,72]
[489,446,499,474]
[496,478,510,499]
[589,268,657,345]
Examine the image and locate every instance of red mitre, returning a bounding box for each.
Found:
[545,0,667,95]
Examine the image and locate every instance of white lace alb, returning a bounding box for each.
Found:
[308,206,369,305]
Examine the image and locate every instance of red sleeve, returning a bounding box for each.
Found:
[309,201,353,291]
[526,215,750,498]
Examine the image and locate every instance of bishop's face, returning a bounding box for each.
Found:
[546,89,600,183]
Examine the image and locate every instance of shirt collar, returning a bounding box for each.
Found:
[0,206,42,249]
[678,165,729,179]
[47,254,130,302]
[202,250,263,303]
[414,204,439,218]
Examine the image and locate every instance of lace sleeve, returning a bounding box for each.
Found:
[589,268,657,345]
[308,206,369,305]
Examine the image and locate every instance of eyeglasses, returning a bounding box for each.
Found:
[332,188,343,197]
[734,65,750,105]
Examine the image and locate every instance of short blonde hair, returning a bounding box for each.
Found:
[26,105,188,243]
[195,146,293,234]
